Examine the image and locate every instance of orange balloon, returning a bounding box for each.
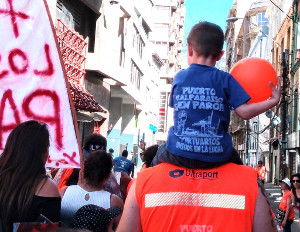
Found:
[230,57,277,104]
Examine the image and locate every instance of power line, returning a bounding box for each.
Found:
[269,0,294,21]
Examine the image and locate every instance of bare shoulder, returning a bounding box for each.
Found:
[59,186,69,198]
[36,178,60,198]
[111,194,124,209]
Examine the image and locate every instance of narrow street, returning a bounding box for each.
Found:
[265,182,299,231]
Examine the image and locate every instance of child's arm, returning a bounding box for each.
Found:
[234,78,280,120]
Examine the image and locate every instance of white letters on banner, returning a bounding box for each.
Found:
[0,0,80,168]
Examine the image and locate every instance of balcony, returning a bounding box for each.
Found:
[170,0,178,10]
[169,31,176,44]
[178,17,184,27]
[288,131,300,149]
[176,43,183,52]
[169,51,176,64]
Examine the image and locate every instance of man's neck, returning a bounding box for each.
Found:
[189,56,217,67]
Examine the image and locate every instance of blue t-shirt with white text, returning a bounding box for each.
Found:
[166,64,250,162]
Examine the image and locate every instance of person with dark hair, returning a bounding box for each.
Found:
[60,151,123,230]
[124,145,159,199]
[0,120,61,231]
[117,21,279,232]
[108,148,115,157]
[140,145,159,171]
[291,173,300,231]
[57,134,122,200]
[82,134,107,158]
[70,204,122,232]
[113,150,133,177]
[58,134,108,189]
[278,178,294,231]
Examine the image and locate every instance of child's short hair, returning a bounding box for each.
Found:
[187,21,224,59]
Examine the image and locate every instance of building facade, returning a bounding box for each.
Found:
[46,0,185,161]
[149,0,186,144]
[226,0,300,183]
[226,0,270,167]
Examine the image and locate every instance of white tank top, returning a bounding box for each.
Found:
[60,185,111,225]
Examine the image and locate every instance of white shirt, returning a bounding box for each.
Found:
[60,185,111,225]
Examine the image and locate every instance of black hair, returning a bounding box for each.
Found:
[109,148,114,153]
[187,21,224,59]
[291,173,300,191]
[0,120,50,231]
[142,145,159,168]
[84,151,112,186]
[83,134,107,152]
[121,150,128,157]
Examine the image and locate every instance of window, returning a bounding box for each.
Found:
[158,92,167,132]
[130,60,143,90]
[297,24,300,50]
[154,23,170,28]
[153,6,171,21]
[132,25,145,58]
[257,11,268,26]
[119,17,128,67]
[56,0,98,52]
[293,89,298,132]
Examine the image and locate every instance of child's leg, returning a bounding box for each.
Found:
[150,143,205,168]
[151,144,243,169]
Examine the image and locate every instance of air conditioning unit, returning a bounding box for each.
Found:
[109,0,119,5]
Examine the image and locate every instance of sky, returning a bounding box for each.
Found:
[181,0,234,66]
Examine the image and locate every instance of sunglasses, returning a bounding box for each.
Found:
[292,180,300,183]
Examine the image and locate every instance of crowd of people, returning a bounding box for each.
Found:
[0,21,297,232]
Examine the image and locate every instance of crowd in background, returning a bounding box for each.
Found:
[0,120,158,232]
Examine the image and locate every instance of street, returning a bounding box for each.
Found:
[265,182,299,231]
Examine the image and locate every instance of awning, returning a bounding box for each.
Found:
[76,110,107,123]
[56,19,107,115]
[69,81,107,113]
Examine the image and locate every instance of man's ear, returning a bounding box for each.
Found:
[187,43,193,57]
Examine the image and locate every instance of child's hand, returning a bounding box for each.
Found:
[269,77,281,105]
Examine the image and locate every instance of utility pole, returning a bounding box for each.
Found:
[256,118,259,164]
[245,120,250,166]
[280,49,289,179]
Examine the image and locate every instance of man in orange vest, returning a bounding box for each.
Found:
[118,163,276,232]
[117,22,278,232]
[256,160,266,184]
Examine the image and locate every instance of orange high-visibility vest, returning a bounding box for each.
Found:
[255,166,266,180]
[136,163,258,232]
[279,190,295,220]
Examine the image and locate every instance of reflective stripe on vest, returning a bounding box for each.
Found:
[145,192,245,209]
